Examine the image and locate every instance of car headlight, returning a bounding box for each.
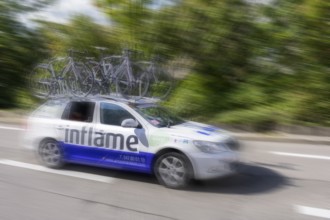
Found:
[224,138,240,151]
[193,140,229,154]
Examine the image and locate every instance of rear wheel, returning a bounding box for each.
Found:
[38,139,64,169]
[29,64,54,99]
[154,152,192,189]
[66,63,94,97]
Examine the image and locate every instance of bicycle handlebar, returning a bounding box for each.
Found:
[67,49,87,57]
[122,49,143,56]
[93,46,108,51]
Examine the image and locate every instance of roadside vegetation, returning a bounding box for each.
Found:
[0,0,329,129]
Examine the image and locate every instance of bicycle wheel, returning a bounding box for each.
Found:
[116,64,149,100]
[148,67,174,100]
[87,64,105,95]
[100,58,118,96]
[115,68,131,99]
[65,62,94,97]
[29,64,54,99]
[130,63,150,100]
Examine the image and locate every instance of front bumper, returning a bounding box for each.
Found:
[189,151,239,180]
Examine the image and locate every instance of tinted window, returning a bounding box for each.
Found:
[33,100,67,119]
[134,105,185,127]
[100,102,135,126]
[62,101,95,122]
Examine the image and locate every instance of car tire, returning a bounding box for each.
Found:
[38,139,64,169]
[154,152,193,189]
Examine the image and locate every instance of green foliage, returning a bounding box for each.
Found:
[164,0,330,128]
[214,107,279,131]
[38,0,328,128]
[1,0,328,129]
[37,16,121,56]
[166,73,216,117]
[0,0,51,107]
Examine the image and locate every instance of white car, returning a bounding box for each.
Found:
[24,97,239,189]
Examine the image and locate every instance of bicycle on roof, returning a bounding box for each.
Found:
[29,49,94,99]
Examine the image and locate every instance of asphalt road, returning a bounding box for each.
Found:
[0,125,329,220]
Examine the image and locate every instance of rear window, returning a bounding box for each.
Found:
[62,101,95,122]
[32,100,67,119]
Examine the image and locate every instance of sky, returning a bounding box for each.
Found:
[20,0,271,27]
[22,0,110,26]
[21,0,178,26]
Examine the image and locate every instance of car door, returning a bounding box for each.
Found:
[94,102,152,173]
[26,99,68,150]
[60,101,106,165]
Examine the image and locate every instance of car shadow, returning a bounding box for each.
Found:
[63,162,291,194]
[185,163,292,194]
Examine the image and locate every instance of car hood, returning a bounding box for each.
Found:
[167,121,233,142]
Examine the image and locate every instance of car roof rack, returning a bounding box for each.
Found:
[42,94,162,105]
[92,95,161,104]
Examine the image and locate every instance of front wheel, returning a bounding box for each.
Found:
[154,152,193,189]
[130,70,149,100]
[116,64,150,100]
[115,69,131,99]
[148,67,174,100]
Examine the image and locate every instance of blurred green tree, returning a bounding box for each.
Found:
[94,0,329,127]
[97,0,259,107]
[258,0,330,125]
[0,0,53,107]
[17,0,328,127]
[95,0,153,48]
[37,15,120,57]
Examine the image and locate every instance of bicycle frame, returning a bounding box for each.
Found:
[47,52,93,97]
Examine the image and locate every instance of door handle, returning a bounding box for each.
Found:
[56,126,64,130]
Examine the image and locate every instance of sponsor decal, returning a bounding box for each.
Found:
[118,154,146,164]
[174,139,190,144]
[134,129,149,147]
[64,126,138,152]
[183,122,224,133]
[148,131,170,146]
[197,131,211,136]
[150,119,160,126]
[202,126,218,132]
[63,143,154,173]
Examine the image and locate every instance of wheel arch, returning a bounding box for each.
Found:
[37,137,64,155]
[151,147,195,179]
[38,137,59,147]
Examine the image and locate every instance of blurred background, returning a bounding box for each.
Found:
[0,0,329,131]
[1,2,330,220]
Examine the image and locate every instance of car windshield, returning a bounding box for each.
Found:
[134,105,185,128]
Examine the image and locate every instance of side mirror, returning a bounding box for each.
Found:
[121,118,139,128]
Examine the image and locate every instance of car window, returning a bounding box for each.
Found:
[62,101,95,122]
[134,105,185,127]
[100,102,135,126]
[32,100,67,119]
